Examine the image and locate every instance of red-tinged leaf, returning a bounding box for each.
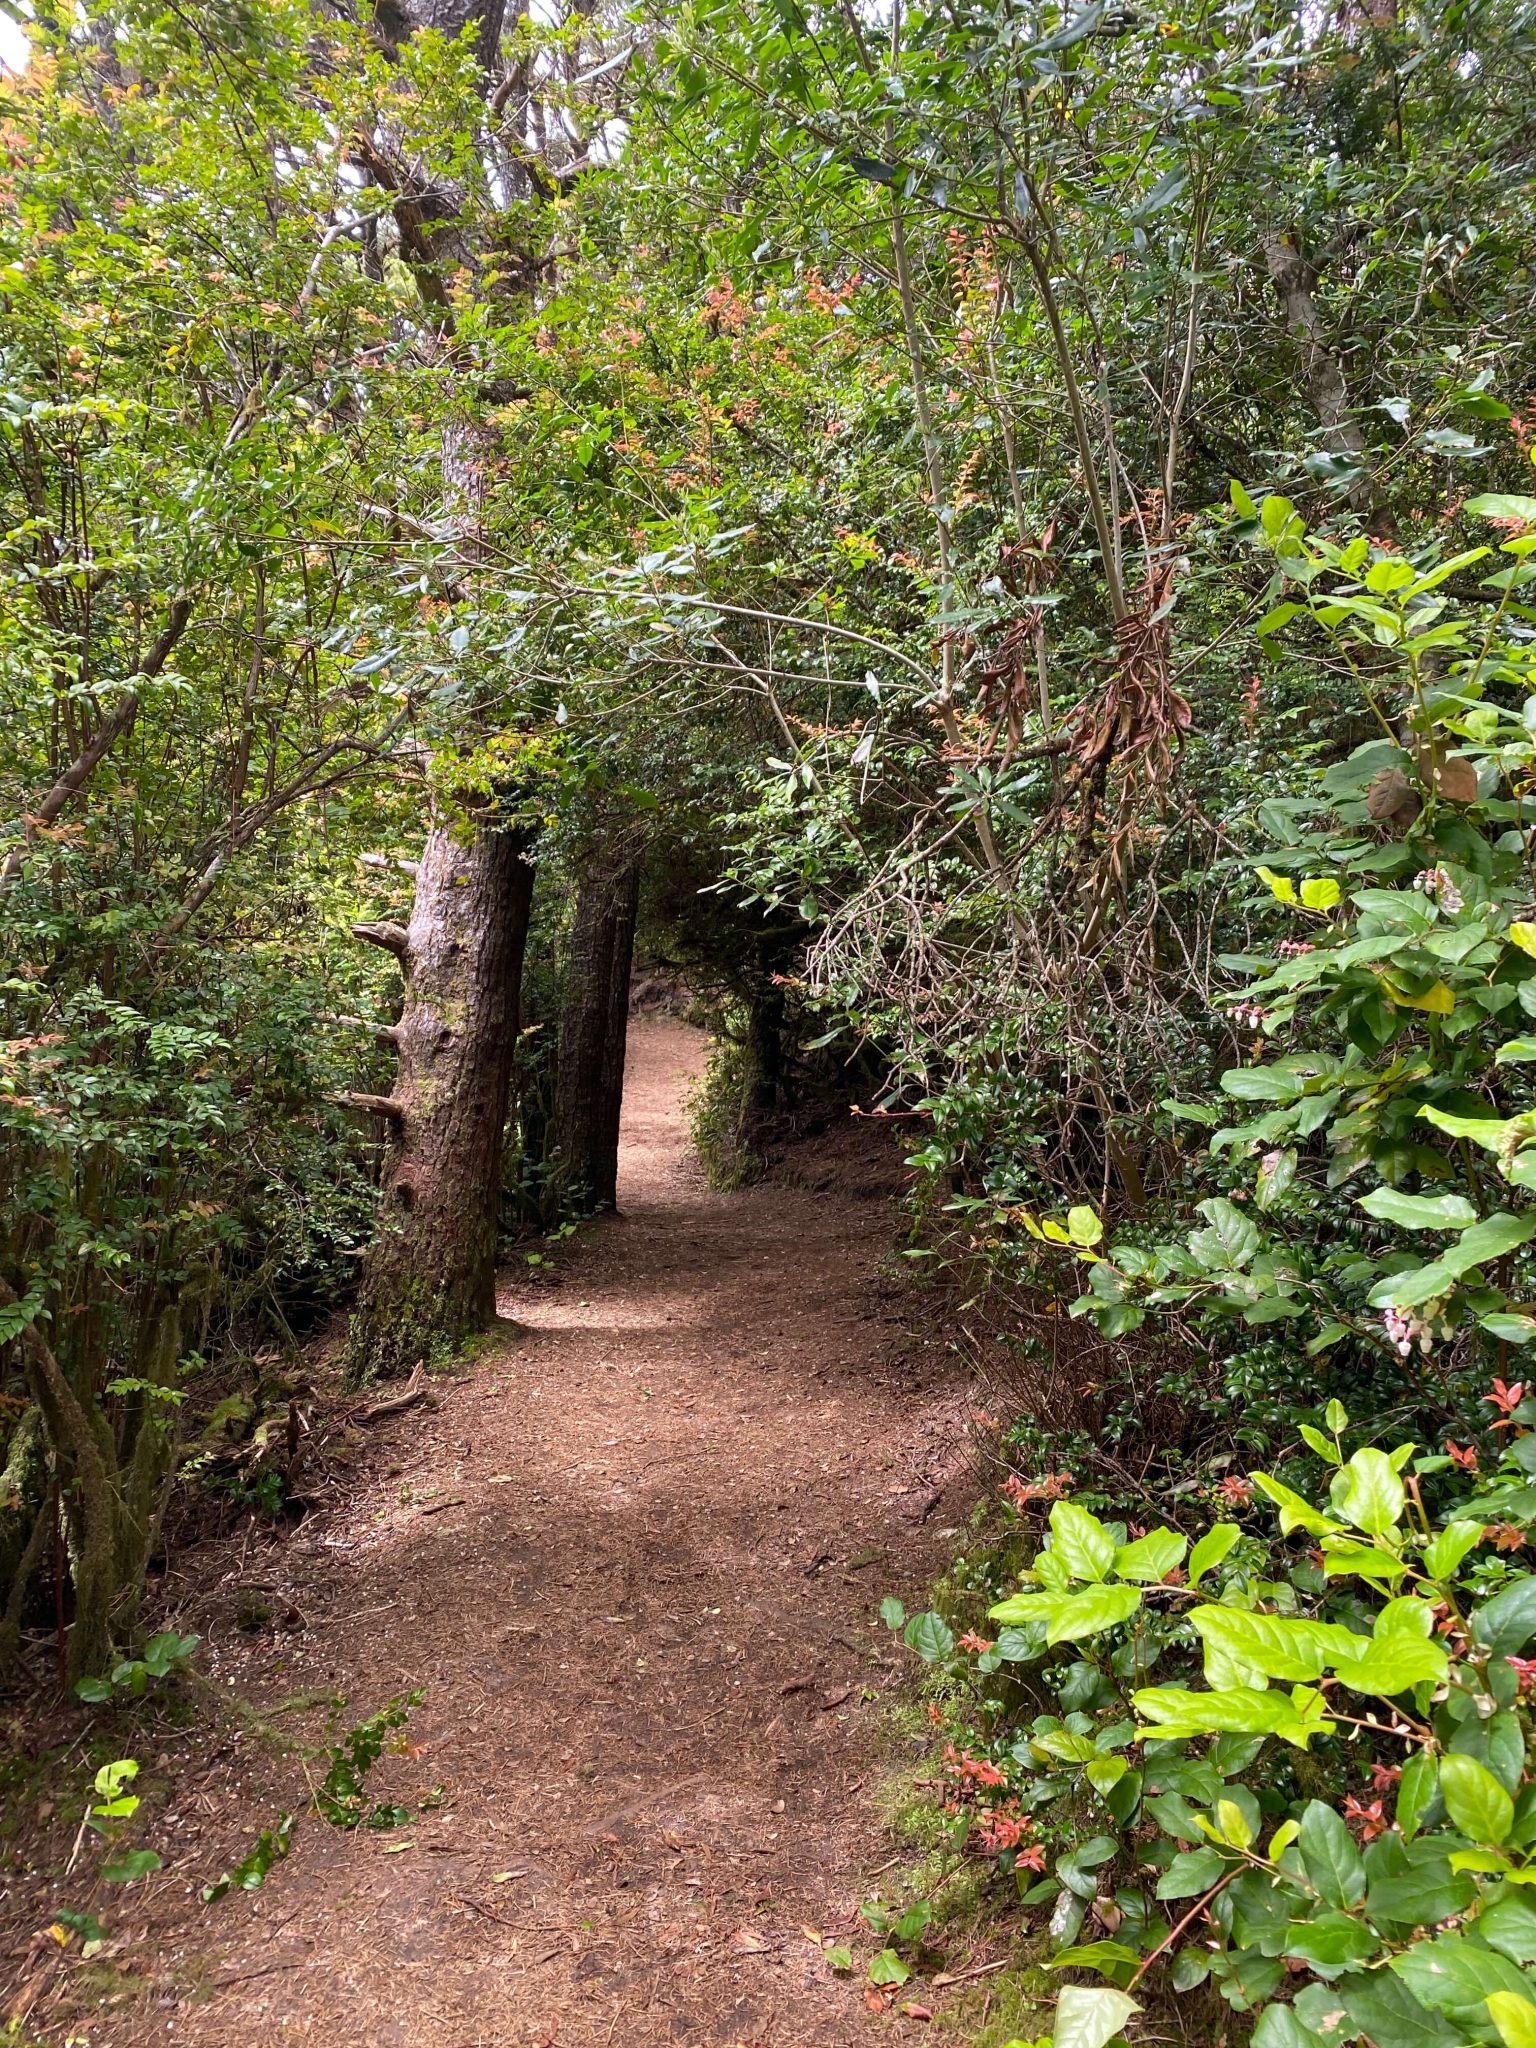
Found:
[900,2002,934,2021]
[731,1929,769,1953]
[864,1989,888,2014]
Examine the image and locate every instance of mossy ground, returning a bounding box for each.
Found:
[865,1701,1054,2044]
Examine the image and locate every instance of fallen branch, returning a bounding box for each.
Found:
[354,1367,428,1425]
[932,1957,1010,1988]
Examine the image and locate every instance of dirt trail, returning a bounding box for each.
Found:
[125,1017,966,2046]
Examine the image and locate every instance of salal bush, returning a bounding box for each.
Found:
[897,1412,1536,2047]
[1062,491,1536,1437]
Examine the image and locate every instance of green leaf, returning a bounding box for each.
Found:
[1231,479,1259,519]
[868,1948,910,1986]
[1190,1606,1324,1685]
[1336,1634,1449,1695]
[102,1847,162,1882]
[202,1815,295,1903]
[1394,1934,1535,2025]
[1300,877,1342,911]
[1424,1522,1485,1579]
[1357,1188,1479,1229]
[1217,1797,1256,1850]
[904,1612,955,1663]
[1365,1854,1474,1928]
[1321,1539,1411,1588]
[893,1899,932,1942]
[1261,493,1297,539]
[1449,1212,1536,1272]
[1050,1500,1116,1582]
[1253,2007,1327,2048]
[1251,1472,1343,1537]
[1367,1260,1457,1309]
[1112,1528,1186,1583]
[1046,1583,1143,1644]
[1481,1313,1536,1344]
[1300,1425,1341,1465]
[1051,1986,1141,2048]
[1340,1969,1459,2048]
[1170,1949,1212,1992]
[1332,1447,1406,1534]
[1441,1753,1515,1844]
[879,1596,906,1630]
[1067,1205,1103,1247]
[1189,1523,1241,1585]
[1475,1576,1536,1655]
[1256,602,1305,637]
[1298,1800,1366,1909]
[1391,1753,1435,1848]
[1033,1727,1099,1764]
[1134,1682,1334,1748]
[1190,1196,1262,1271]
[1478,1892,1536,1965]
[1487,1993,1536,2048]
[1156,1846,1228,1899]
[1467,494,1536,523]
[1282,1911,1378,1972]
[1048,1941,1141,1983]
[1086,1757,1128,1795]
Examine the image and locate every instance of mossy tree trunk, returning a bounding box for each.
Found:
[345,820,535,1379]
[551,842,641,1213]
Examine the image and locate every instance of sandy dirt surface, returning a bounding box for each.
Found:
[13,1017,972,2046]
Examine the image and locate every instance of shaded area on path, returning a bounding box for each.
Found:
[72,1018,969,2046]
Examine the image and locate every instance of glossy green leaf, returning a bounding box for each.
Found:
[1331,1446,1406,1535]
[1357,1188,1478,1229]
[1339,1969,1459,2048]
[1488,1994,1536,2048]
[1049,1500,1117,1583]
[1298,1800,1365,1909]
[1051,1986,1141,2048]
[1189,1523,1242,1585]
[1112,1528,1187,1583]
[1440,1752,1515,1845]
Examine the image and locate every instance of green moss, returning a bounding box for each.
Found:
[935,1958,1055,2047]
[342,1271,488,1387]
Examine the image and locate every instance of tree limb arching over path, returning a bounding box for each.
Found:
[131,1018,964,2048]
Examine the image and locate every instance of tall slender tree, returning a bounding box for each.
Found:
[551,834,643,1213]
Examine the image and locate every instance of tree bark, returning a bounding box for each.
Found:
[345,819,535,1379]
[1260,230,1385,528]
[551,843,641,1213]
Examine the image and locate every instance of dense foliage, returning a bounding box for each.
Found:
[892,1404,1536,2047]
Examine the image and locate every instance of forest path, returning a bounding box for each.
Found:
[140,1016,965,2047]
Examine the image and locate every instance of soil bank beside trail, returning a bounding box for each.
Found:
[57,1017,969,2046]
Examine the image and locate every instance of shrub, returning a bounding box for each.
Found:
[895,1403,1536,2046]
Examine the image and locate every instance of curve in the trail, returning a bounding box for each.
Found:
[124,1016,964,2048]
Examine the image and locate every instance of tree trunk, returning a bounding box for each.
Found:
[1259,229,1387,529]
[745,979,787,1146]
[345,819,535,1379]
[551,844,641,1213]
